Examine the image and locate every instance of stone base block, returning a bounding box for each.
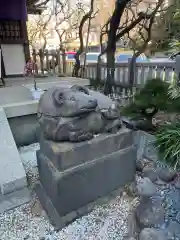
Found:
[36,182,124,230]
[37,145,136,216]
[40,128,133,171]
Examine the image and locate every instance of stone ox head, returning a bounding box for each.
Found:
[37,86,98,118]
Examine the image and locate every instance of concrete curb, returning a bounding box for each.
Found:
[0,108,29,211]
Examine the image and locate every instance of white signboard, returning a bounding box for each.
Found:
[1,44,25,75]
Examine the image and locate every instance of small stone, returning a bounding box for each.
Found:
[175,179,180,189]
[143,167,158,182]
[136,159,145,172]
[167,220,180,238]
[23,235,30,240]
[176,212,180,223]
[136,158,155,172]
[145,159,156,169]
[139,228,168,240]
[123,237,136,240]
[157,168,177,182]
[136,177,156,197]
[135,198,165,228]
[154,178,167,186]
[125,182,138,197]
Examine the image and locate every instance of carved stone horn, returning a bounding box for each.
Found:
[52,89,64,105]
[71,85,89,95]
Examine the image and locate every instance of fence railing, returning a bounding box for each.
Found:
[31,50,180,106]
[84,60,176,87]
[32,49,180,88]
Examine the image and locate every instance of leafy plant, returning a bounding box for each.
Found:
[122,78,170,121]
[154,121,180,170]
[89,78,105,90]
[168,73,180,99]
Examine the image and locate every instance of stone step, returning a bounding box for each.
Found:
[37,145,136,216]
[0,108,27,195]
[39,128,133,171]
[0,187,30,213]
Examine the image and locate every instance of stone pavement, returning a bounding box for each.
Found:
[0,76,89,105]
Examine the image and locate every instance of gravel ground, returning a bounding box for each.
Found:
[0,143,137,240]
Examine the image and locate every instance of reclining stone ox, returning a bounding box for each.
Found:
[37,85,122,142]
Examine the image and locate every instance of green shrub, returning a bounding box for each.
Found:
[121,78,179,120]
[89,78,104,90]
[155,121,180,170]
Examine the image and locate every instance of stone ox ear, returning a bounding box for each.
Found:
[53,89,64,105]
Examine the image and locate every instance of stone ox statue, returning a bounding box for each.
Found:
[37,85,122,142]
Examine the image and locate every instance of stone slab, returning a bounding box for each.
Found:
[8,114,40,147]
[35,183,65,230]
[0,108,27,195]
[39,128,133,171]
[0,187,30,213]
[2,101,38,118]
[37,146,136,216]
[133,130,158,161]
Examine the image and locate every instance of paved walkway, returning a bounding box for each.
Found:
[0,76,89,105]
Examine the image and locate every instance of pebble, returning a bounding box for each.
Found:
[136,177,157,197]
[135,198,165,229]
[143,167,158,182]
[167,220,180,238]
[176,212,180,223]
[157,168,177,182]
[136,159,145,172]
[174,179,180,189]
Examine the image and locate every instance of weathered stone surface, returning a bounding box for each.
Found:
[0,187,30,213]
[167,220,180,238]
[135,198,165,228]
[40,128,133,170]
[143,168,158,182]
[136,177,156,197]
[157,168,177,182]
[35,183,65,230]
[0,108,27,195]
[143,133,158,162]
[133,131,147,160]
[125,182,138,197]
[37,86,122,142]
[37,146,136,216]
[123,237,136,240]
[136,159,145,172]
[174,178,180,189]
[176,212,180,223]
[139,228,168,240]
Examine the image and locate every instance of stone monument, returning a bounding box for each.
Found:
[36,85,136,229]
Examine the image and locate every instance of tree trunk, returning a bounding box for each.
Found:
[129,54,137,88]
[96,54,102,86]
[73,50,81,77]
[104,50,115,95]
[103,0,129,95]
[72,0,94,78]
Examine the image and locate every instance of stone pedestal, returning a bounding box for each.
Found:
[36,128,136,229]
